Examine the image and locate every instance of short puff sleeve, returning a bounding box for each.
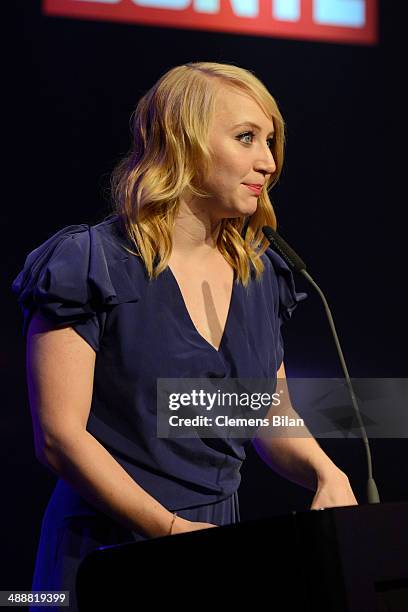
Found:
[264,246,308,369]
[11,224,120,352]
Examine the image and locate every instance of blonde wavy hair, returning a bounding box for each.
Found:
[110,61,285,287]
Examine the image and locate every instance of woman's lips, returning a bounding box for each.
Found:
[243,184,262,195]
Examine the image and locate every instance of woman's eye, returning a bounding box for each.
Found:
[238,131,254,144]
[238,131,274,149]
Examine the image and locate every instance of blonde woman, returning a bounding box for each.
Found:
[12,62,357,609]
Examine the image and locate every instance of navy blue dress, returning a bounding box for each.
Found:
[11,214,307,609]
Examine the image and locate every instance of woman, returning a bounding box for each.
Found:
[12,62,357,609]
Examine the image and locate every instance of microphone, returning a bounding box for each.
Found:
[262,225,380,504]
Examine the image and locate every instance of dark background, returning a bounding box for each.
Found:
[4,0,406,590]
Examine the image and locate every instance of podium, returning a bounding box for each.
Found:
[77,502,408,611]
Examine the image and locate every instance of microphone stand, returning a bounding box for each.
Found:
[262,226,380,504]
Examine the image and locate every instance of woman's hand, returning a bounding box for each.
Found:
[310,468,358,510]
[171,517,219,535]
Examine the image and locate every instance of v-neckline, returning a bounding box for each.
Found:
[166,264,236,354]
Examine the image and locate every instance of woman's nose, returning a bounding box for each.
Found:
[255,150,276,176]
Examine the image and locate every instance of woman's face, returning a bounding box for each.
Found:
[202,86,276,220]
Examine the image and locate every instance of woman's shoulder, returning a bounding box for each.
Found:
[15,212,143,281]
[88,213,136,259]
[260,245,308,321]
[92,213,130,247]
[11,214,146,338]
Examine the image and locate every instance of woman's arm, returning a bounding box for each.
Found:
[252,362,358,508]
[26,313,214,537]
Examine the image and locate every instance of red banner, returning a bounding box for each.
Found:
[43,0,378,46]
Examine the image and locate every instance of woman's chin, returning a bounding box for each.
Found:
[216,198,257,219]
[242,201,258,216]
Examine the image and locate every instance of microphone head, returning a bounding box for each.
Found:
[262,226,307,272]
